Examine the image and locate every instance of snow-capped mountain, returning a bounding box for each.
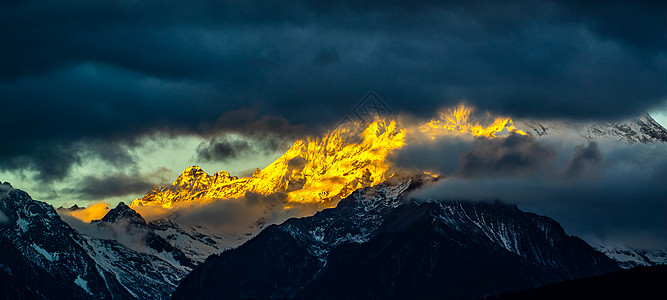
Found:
[91,202,194,268]
[173,175,618,299]
[0,182,132,299]
[4,111,659,299]
[84,202,196,299]
[147,212,235,264]
[0,182,203,299]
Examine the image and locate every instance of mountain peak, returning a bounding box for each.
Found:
[0,182,13,193]
[183,165,203,174]
[178,166,208,179]
[132,119,406,209]
[56,204,84,212]
[100,202,146,225]
[173,166,213,187]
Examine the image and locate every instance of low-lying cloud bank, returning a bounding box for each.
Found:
[396,135,667,249]
[133,192,325,237]
[61,192,326,249]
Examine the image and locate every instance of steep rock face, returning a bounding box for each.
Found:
[173,177,618,300]
[0,183,132,300]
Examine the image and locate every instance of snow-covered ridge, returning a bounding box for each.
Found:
[517,113,667,143]
[594,244,667,269]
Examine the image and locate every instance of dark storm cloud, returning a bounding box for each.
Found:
[1,0,666,181]
[459,134,557,177]
[564,142,602,176]
[196,138,253,162]
[64,172,157,200]
[410,143,667,249]
[391,134,557,177]
[195,133,289,162]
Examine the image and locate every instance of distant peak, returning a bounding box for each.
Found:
[100,202,146,225]
[56,204,84,212]
[0,182,13,191]
[184,165,204,173]
[0,182,13,199]
[178,166,209,179]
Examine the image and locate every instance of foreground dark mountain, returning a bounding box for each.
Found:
[0,183,197,299]
[0,182,132,299]
[0,268,40,300]
[492,265,667,300]
[173,176,618,300]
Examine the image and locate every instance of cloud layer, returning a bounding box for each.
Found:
[404,138,667,249]
[1,0,666,184]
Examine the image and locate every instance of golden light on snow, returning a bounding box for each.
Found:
[129,104,528,209]
[68,202,110,222]
[421,104,527,139]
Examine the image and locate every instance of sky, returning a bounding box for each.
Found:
[1,1,666,247]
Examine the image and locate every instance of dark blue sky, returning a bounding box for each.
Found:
[2,0,666,183]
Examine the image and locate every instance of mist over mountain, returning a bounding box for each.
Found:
[1,109,666,299]
[2,1,667,299]
[173,176,619,299]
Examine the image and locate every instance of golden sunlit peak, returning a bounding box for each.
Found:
[130,106,525,210]
[420,104,528,139]
[131,118,406,209]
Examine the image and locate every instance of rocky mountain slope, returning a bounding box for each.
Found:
[173,176,619,299]
[0,182,199,299]
[0,182,132,299]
